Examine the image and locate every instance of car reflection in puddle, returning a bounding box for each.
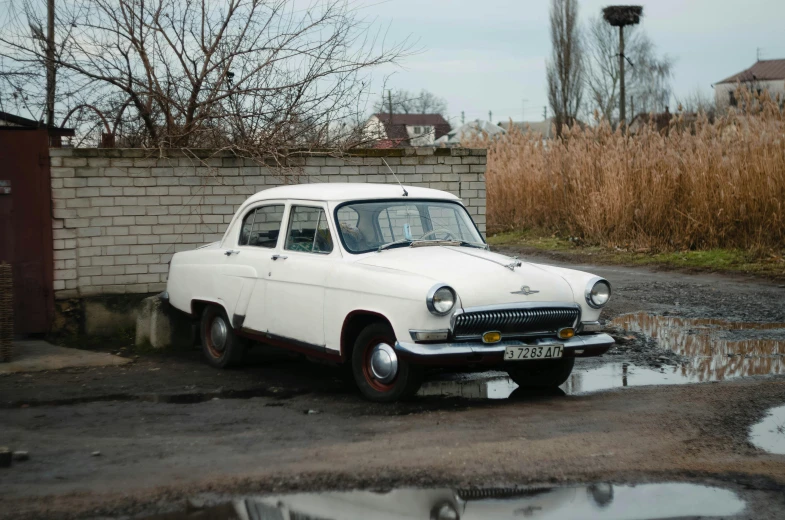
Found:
[418,313,785,400]
[749,404,785,455]
[139,482,745,520]
[418,364,696,399]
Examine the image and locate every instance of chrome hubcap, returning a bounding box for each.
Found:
[210,317,228,352]
[369,343,398,383]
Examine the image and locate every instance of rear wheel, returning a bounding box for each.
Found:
[200,305,246,368]
[506,357,575,388]
[351,322,423,402]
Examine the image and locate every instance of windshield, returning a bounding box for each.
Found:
[335,200,484,254]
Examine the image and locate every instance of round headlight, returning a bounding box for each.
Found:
[427,285,456,315]
[586,279,611,308]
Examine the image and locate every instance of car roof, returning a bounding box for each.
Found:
[245,183,461,204]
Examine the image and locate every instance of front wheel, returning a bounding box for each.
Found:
[352,322,423,402]
[200,305,246,368]
[506,357,575,388]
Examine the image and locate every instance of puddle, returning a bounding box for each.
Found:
[418,313,785,401]
[4,386,305,409]
[137,483,745,519]
[749,404,785,455]
[611,313,785,381]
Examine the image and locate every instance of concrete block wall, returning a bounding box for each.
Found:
[49,148,487,299]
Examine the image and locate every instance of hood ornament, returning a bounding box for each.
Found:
[505,255,523,271]
[511,285,539,295]
[505,261,522,271]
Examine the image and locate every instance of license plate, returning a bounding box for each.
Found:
[504,345,563,361]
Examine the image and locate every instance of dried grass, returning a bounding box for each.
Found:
[475,89,785,254]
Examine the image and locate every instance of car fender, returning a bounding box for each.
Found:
[324,263,454,353]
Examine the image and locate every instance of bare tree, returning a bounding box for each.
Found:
[584,16,673,126]
[546,0,584,136]
[372,88,448,116]
[1,0,412,153]
[584,15,620,124]
[0,0,89,126]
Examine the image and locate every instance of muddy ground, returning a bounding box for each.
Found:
[1,255,785,519]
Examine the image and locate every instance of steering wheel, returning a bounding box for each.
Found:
[418,228,456,241]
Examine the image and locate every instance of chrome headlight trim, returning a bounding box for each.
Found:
[426,283,457,316]
[585,277,612,309]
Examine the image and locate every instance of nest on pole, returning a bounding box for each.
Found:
[602,5,643,27]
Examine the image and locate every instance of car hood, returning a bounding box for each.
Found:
[353,246,575,308]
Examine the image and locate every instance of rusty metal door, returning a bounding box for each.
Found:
[0,127,54,335]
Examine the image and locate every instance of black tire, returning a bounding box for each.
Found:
[200,305,246,368]
[351,322,423,402]
[507,357,575,388]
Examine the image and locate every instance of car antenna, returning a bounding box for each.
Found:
[381,158,408,196]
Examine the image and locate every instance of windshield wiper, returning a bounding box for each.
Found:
[457,240,489,250]
[377,239,412,252]
[377,238,488,252]
[408,239,490,250]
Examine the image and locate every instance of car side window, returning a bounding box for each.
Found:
[285,206,334,254]
[238,204,285,248]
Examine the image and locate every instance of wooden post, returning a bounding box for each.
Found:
[618,25,626,130]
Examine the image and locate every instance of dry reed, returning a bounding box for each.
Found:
[477,89,785,254]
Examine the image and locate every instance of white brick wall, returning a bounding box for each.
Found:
[49,148,487,299]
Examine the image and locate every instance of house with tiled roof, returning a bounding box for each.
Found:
[714,59,785,110]
[363,113,451,147]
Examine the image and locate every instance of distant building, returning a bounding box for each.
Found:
[434,120,505,146]
[363,113,451,147]
[714,59,785,110]
[497,118,555,139]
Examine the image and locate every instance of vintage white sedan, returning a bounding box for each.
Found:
[165,183,614,402]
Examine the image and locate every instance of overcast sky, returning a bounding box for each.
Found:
[363,0,785,125]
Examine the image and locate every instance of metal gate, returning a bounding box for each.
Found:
[0,127,54,335]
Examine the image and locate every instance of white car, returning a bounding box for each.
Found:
[165,183,614,402]
[213,484,613,519]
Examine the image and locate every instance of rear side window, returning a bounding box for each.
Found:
[238,205,285,248]
[285,206,333,254]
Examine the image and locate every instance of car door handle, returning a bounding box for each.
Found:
[271,254,288,261]
[224,250,240,256]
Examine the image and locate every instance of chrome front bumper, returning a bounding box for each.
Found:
[395,333,615,360]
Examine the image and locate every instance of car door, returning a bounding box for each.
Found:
[263,203,338,347]
[223,202,286,331]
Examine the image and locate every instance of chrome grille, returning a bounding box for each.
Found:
[452,306,579,339]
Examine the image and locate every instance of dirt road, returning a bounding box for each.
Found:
[2,260,785,519]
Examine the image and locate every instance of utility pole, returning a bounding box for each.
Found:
[488,110,492,122]
[603,6,642,131]
[618,25,626,128]
[461,111,465,124]
[388,90,393,125]
[46,0,55,127]
[543,106,547,120]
